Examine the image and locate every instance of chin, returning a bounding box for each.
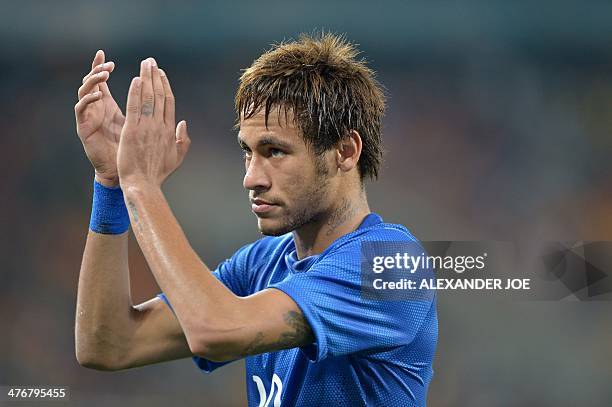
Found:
[255,205,318,236]
[257,218,292,236]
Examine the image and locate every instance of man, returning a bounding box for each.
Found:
[74,34,438,406]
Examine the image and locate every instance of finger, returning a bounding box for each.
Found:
[89,50,105,94]
[82,61,115,84]
[91,50,105,70]
[175,120,191,163]
[159,69,175,125]
[78,70,109,99]
[126,77,142,126]
[96,62,114,96]
[140,58,154,118]
[151,59,165,119]
[74,91,103,116]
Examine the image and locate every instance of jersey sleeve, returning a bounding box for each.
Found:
[269,228,436,362]
[156,241,256,373]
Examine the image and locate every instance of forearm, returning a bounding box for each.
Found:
[75,177,138,369]
[75,231,136,368]
[122,183,240,355]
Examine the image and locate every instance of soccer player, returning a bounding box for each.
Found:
[74,34,438,406]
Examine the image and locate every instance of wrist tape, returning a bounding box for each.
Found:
[89,180,130,234]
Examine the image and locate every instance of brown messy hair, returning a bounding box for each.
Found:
[235,32,386,181]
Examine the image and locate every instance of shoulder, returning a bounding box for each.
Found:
[327,219,420,255]
[216,234,294,295]
[308,219,421,274]
[230,233,294,267]
[362,221,419,243]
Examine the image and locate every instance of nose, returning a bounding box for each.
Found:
[243,155,271,192]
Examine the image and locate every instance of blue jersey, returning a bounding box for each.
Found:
[159,213,438,406]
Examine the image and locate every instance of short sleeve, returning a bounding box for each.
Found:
[269,228,436,362]
[157,241,256,373]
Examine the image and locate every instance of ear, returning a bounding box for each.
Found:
[335,130,362,173]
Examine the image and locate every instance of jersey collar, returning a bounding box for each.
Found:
[285,212,383,273]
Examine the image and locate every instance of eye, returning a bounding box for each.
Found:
[270,148,285,158]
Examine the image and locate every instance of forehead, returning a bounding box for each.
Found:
[238,107,303,146]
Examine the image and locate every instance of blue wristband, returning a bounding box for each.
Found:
[89,180,130,234]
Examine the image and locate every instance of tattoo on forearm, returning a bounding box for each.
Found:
[241,311,313,357]
[242,332,266,356]
[279,310,313,346]
[127,200,142,232]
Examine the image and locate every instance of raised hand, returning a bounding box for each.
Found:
[117,58,191,189]
[75,50,126,186]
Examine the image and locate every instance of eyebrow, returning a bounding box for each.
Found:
[237,134,292,150]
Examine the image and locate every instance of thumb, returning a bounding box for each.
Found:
[175,120,191,161]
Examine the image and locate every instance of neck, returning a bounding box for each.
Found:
[292,188,371,259]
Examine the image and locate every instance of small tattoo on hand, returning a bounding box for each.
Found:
[141,103,153,117]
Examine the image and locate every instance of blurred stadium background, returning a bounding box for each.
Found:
[1,1,611,405]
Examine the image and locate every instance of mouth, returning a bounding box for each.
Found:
[250,198,279,215]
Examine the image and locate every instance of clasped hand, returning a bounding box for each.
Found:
[75,52,191,190]
[117,57,191,189]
